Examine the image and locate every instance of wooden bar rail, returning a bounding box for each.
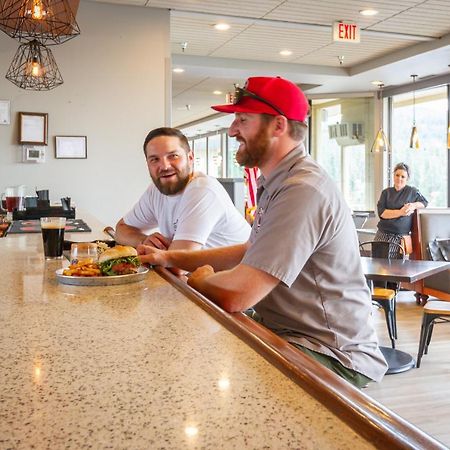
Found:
[157,266,447,450]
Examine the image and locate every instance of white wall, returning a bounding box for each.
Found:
[0,1,169,226]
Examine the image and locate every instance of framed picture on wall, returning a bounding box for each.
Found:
[19,112,48,144]
[55,136,87,159]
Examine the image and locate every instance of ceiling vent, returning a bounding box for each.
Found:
[328,122,365,146]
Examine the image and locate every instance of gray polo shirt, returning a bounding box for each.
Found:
[242,145,387,382]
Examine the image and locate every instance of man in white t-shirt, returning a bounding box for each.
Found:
[115,127,250,255]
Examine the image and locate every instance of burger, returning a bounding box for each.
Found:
[98,245,140,276]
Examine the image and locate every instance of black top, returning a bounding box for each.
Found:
[377,185,428,235]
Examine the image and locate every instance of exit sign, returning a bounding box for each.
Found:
[333,21,360,43]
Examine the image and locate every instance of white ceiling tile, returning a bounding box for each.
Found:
[88,0,450,123]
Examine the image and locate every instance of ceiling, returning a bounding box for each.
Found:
[91,0,450,127]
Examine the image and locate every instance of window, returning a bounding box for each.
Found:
[390,85,448,207]
[313,102,342,183]
[227,136,244,178]
[312,98,374,210]
[207,134,223,178]
[193,137,207,173]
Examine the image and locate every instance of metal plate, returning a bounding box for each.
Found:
[56,266,149,286]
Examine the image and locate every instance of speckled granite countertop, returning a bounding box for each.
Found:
[0,217,374,449]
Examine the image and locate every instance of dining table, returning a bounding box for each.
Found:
[361,257,449,284]
[0,214,447,449]
[361,256,450,375]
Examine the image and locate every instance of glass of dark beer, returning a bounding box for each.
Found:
[40,217,66,259]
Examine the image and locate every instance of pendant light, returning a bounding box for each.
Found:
[409,74,420,150]
[0,0,80,45]
[6,39,63,90]
[371,83,390,153]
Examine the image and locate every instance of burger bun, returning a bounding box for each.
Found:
[98,245,137,263]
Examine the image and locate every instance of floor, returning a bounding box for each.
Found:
[365,290,450,447]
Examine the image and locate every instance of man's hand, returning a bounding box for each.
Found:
[187,265,215,290]
[141,232,172,250]
[137,244,166,267]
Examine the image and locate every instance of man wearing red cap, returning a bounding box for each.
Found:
[138,76,387,387]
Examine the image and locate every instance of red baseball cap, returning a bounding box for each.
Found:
[211,76,309,122]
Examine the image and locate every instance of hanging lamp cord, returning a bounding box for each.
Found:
[412,75,417,126]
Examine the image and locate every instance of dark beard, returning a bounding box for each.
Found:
[235,124,270,168]
[152,170,191,195]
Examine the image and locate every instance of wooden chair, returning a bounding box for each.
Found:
[410,209,450,304]
[416,301,450,368]
[359,241,405,348]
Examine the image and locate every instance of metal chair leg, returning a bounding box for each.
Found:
[417,314,437,368]
[375,299,396,348]
[425,319,436,354]
[392,298,398,339]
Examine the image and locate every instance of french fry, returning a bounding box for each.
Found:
[63,259,102,277]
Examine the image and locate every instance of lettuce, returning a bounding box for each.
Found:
[99,256,140,276]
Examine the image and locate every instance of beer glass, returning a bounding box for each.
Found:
[40,217,66,259]
[5,185,26,213]
[70,242,98,264]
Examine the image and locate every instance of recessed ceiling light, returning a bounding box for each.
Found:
[360,9,378,16]
[214,23,230,31]
[371,80,383,85]
[213,90,222,95]
[279,50,292,56]
[173,68,184,73]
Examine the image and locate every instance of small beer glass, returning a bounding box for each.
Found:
[40,217,66,259]
[70,242,98,264]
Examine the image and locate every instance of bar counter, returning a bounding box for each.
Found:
[0,215,446,449]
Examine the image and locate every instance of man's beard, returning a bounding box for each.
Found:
[152,168,191,195]
[235,124,271,168]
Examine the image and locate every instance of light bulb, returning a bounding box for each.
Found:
[31,0,46,20]
[31,61,41,76]
[26,57,43,77]
[409,126,420,150]
[214,23,230,31]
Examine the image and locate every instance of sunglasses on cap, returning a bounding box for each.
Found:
[233,87,285,116]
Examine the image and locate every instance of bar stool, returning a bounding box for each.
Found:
[416,300,450,368]
[359,241,405,348]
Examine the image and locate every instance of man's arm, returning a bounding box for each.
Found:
[187,263,279,313]
[115,218,172,249]
[137,242,249,273]
[115,218,148,247]
[165,240,202,276]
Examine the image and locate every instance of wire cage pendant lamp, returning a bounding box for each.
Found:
[371,83,390,153]
[6,39,63,90]
[409,74,420,150]
[1,0,79,90]
[0,0,80,45]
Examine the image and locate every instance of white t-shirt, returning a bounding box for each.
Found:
[123,173,250,248]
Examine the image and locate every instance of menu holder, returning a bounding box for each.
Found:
[8,218,91,234]
[13,206,76,220]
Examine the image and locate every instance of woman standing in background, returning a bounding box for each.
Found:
[375,162,428,257]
